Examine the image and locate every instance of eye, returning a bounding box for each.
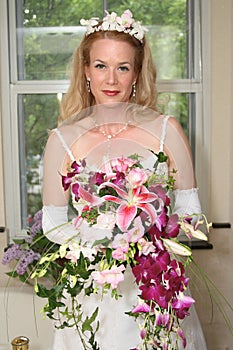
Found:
[118,66,130,72]
[95,63,106,70]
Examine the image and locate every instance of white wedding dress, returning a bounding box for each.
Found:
[42,104,207,349]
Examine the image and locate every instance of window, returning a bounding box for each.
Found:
[0,0,209,238]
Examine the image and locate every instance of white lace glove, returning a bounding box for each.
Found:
[173,188,202,218]
[173,188,202,240]
[42,205,78,245]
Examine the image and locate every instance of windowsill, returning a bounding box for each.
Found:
[180,240,213,249]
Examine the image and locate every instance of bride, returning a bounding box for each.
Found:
[42,9,207,349]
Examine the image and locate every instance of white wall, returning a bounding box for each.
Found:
[192,1,233,349]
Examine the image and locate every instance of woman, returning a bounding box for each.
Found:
[42,10,207,349]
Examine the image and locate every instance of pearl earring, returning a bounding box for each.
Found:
[87,78,91,93]
[132,83,136,98]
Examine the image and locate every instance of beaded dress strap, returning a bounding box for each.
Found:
[53,128,76,162]
[159,115,170,152]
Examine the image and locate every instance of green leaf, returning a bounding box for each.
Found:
[82,307,99,333]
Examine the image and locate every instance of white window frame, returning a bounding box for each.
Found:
[0,0,211,238]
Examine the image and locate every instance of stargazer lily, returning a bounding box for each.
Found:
[98,182,158,231]
[78,184,105,206]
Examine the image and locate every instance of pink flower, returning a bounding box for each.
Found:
[127,167,148,188]
[78,185,105,206]
[140,328,146,340]
[155,312,170,328]
[99,182,158,231]
[138,238,156,256]
[177,327,187,348]
[172,292,195,319]
[92,265,125,289]
[112,247,127,261]
[110,156,136,173]
[131,300,151,313]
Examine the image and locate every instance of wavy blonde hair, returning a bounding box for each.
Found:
[59,30,158,123]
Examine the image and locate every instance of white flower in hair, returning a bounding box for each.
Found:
[80,17,99,34]
[80,9,148,43]
[130,21,148,41]
[120,9,135,28]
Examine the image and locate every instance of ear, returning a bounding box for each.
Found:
[133,72,138,84]
[85,65,90,80]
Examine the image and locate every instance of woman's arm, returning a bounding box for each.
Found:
[164,117,202,217]
[42,130,78,244]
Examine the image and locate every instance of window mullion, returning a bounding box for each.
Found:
[8,0,18,83]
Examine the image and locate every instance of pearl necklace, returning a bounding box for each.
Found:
[94,121,130,140]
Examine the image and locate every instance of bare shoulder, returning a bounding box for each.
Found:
[167,116,188,140]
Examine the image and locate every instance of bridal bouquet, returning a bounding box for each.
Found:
[2,152,211,350]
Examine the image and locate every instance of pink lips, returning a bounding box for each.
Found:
[102,90,120,96]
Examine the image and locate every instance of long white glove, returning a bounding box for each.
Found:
[173,188,202,218]
[173,188,202,240]
[42,205,78,245]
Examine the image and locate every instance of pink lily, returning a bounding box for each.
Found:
[78,184,105,206]
[98,182,158,231]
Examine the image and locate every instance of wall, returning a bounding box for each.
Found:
[192,1,233,349]
[0,1,233,349]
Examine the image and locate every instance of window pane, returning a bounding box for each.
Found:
[16,0,103,80]
[18,94,60,226]
[15,0,194,80]
[157,92,192,138]
[108,0,190,79]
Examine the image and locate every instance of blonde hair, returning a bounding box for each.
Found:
[59,30,158,123]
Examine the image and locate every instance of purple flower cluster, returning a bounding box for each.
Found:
[2,244,23,264]
[16,249,41,275]
[30,209,42,237]
[2,210,43,275]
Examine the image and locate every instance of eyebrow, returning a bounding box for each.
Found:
[93,59,132,65]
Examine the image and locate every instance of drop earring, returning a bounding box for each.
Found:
[132,83,136,98]
[87,78,91,93]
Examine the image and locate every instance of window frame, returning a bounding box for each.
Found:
[0,0,211,238]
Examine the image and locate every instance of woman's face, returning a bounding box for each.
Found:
[85,38,138,105]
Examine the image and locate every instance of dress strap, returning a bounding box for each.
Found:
[159,115,170,152]
[53,128,76,162]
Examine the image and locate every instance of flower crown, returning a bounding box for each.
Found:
[80,9,148,43]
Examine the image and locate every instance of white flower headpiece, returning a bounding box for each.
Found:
[80,9,148,43]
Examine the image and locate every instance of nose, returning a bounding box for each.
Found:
[106,68,117,85]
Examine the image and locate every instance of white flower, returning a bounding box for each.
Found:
[94,212,116,230]
[120,10,134,28]
[66,241,97,262]
[180,222,208,241]
[80,9,148,43]
[80,18,99,27]
[163,238,192,256]
[73,216,113,243]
